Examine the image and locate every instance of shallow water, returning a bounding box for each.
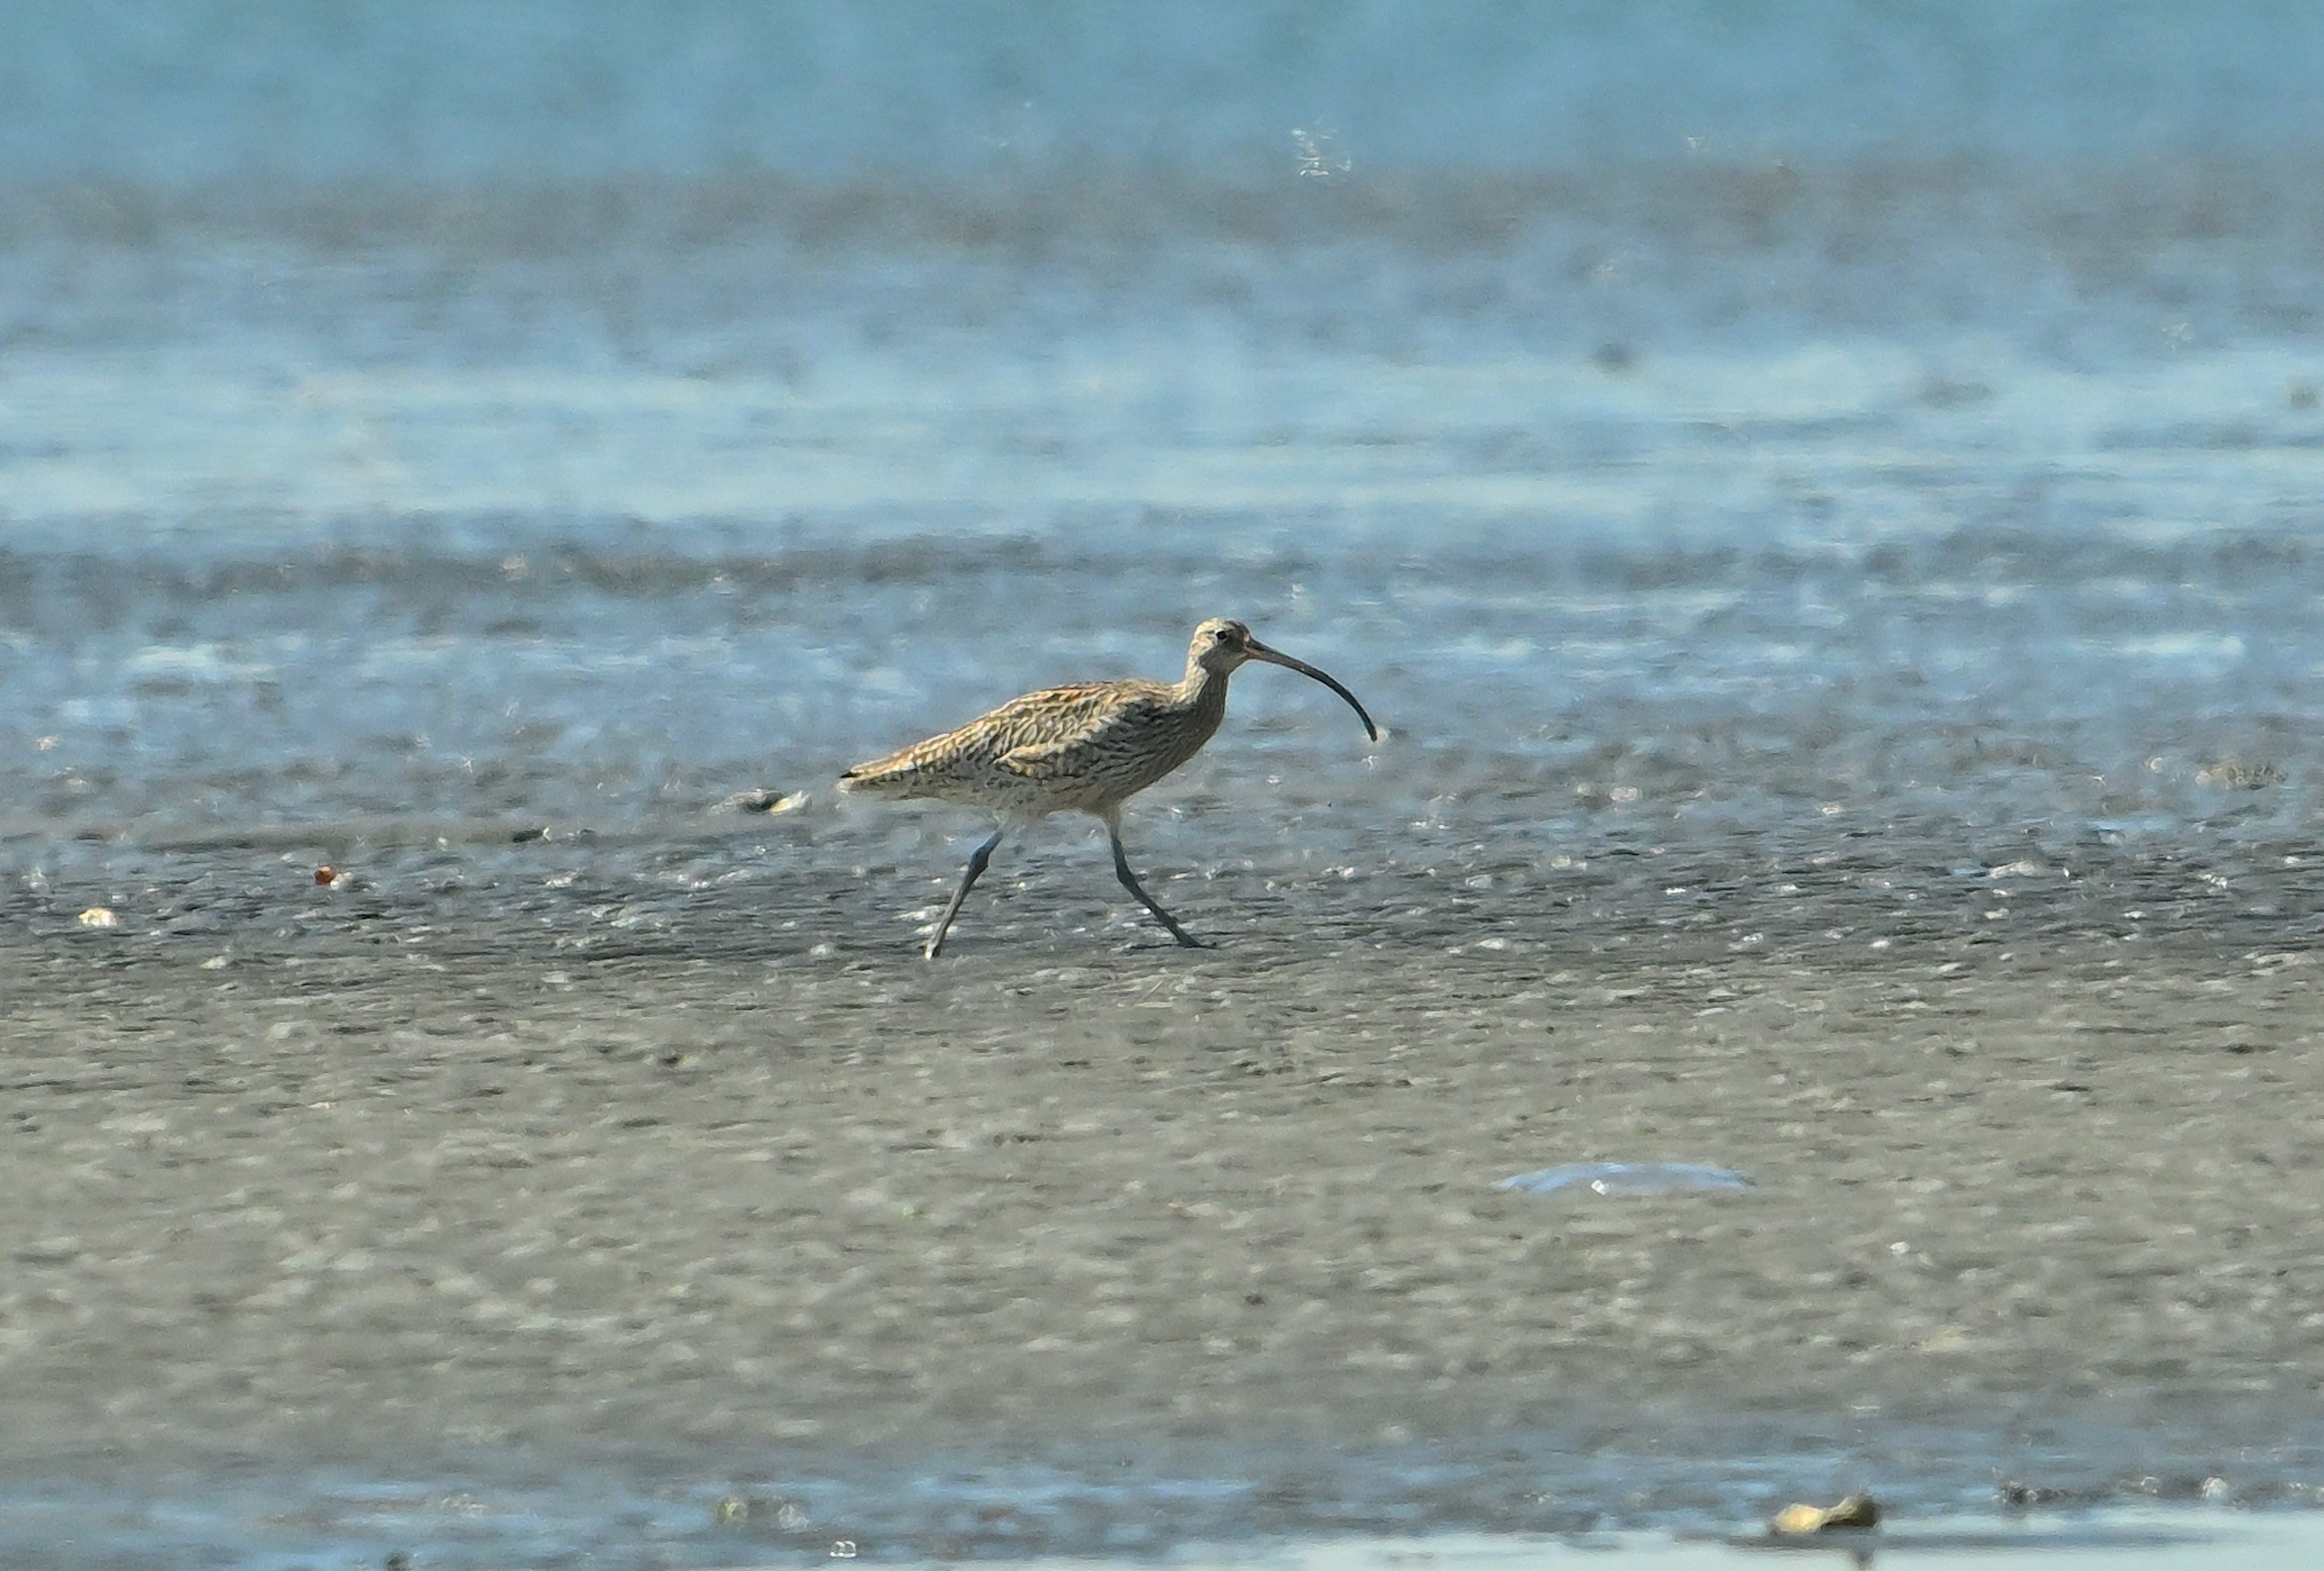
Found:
[9,265,2324,871]
[7,1450,2324,1570]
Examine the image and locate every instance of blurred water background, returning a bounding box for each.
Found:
[5,0,2324,883]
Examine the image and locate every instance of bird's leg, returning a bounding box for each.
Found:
[926,826,1006,960]
[1107,821,1205,949]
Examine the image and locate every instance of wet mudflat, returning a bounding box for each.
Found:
[5,831,2321,1542]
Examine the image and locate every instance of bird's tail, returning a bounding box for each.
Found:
[836,747,927,799]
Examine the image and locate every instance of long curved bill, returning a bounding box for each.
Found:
[1246,638,1380,742]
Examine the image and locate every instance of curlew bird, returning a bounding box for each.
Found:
[840,618,1378,958]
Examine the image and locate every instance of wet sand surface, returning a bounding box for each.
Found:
[6,828,2323,1556]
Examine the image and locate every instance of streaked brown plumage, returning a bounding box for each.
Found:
[841,618,1378,958]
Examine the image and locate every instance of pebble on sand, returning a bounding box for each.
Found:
[1769,1492,1880,1534]
[716,789,806,814]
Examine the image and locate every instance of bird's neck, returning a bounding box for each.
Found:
[1177,659,1230,716]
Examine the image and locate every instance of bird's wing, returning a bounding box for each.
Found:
[993,687,1166,780]
[995,736,1083,779]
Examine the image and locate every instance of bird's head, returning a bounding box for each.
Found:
[1190,617,1259,674]
[1186,618,1378,741]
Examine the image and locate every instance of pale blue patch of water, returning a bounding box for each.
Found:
[942,1512,2324,1570]
[1497,1162,1754,1197]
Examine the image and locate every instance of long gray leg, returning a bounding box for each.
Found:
[1106,817,1204,949]
[925,826,1006,959]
